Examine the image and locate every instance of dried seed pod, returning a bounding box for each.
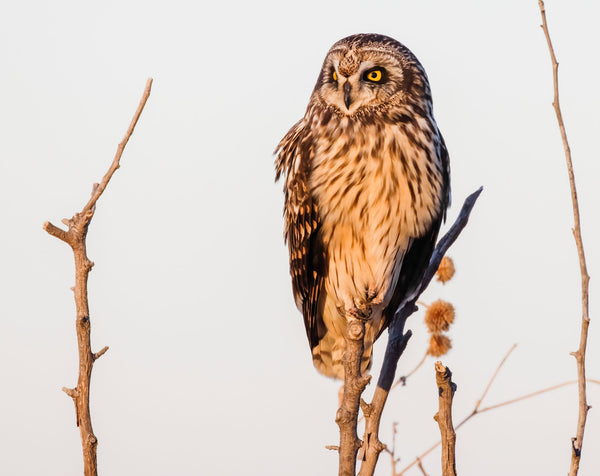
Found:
[427,334,452,357]
[424,299,455,334]
[436,256,455,284]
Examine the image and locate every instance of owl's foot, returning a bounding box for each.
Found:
[365,286,384,306]
[348,302,372,321]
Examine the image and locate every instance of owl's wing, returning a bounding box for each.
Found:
[379,135,451,336]
[379,220,441,338]
[276,120,324,349]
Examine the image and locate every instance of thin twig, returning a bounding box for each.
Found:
[81,80,153,216]
[397,344,520,474]
[398,344,517,475]
[433,362,457,476]
[473,343,517,412]
[416,458,429,476]
[537,3,591,474]
[398,344,599,475]
[391,352,428,391]
[388,422,401,476]
[43,78,153,476]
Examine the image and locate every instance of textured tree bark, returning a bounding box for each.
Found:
[44,78,152,476]
[337,318,370,476]
[358,327,412,476]
[357,387,387,476]
[433,362,457,476]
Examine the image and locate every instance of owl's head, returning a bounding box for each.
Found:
[312,33,431,116]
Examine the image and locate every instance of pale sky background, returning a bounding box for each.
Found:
[1,0,599,475]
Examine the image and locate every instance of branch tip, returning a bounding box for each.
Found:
[43,221,70,243]
[360,398,372,417]
[93,346,109,361]
[62,387,78,398]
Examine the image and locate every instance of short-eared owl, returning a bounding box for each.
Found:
[275,34,450,379]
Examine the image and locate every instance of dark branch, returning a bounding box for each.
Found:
[378,186,483,391]
[358,188,482,476]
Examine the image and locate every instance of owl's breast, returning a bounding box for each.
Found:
[310,118,444,239]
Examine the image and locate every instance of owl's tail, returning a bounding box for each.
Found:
[311,309,377,380]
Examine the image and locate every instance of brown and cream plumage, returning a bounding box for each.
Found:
[276,34,450,379]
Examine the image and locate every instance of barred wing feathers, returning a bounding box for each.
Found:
[275,120,325,349]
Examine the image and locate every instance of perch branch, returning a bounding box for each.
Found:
[43,78,152,476]
[538,3,591,474]
[433,362,457,476]
[355,188,482,476]
[337,317,371,476]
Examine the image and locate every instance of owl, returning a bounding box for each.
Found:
[275,34,450,380]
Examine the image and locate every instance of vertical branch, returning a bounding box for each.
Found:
[433,362,457,476]
[337,317,371,476]
[359,325,412,476]
[537,3,591,474]
[43,78,153,476]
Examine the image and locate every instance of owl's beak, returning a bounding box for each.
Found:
[343,82,353,109]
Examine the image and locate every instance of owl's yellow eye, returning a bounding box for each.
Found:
[364,68,385,82]
[332,70,338,82]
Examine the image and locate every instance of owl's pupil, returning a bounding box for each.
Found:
[362,68,385,83]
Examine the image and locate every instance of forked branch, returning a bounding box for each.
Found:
[43,78,153,476]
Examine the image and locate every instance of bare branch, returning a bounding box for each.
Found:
[473,343,517,412]
[537,3,591,474]
[378,187,482,393]
[397,344,521,474]
[477,379,600,415]
[62,387,79,399]
[359,329,411,476]
[416,458,429,476]
[43,221,71,244]
[433,362,457,476]
[44,78,153,476]
[93,346,109,361]
[81,78,153,216]
[337,317,370,476]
